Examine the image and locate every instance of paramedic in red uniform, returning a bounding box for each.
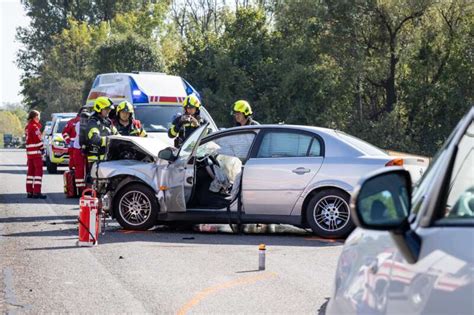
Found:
[62,109,82,170]
[25,110,47,199]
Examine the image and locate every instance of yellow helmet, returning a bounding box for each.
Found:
[232,100,252,116]
[116,101,134,114]
[183,94,201,109]
[93,96,114,113]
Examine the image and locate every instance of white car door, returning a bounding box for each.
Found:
[242,129,323,215]
[385,120,474,314]
[328,112,473,315]
[159,123,209,213]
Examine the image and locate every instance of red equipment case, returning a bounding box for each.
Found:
[63,170,77,198]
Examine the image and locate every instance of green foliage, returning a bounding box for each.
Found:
[0,110,25,137]
[16,0,473,156]
[92,34,165,74]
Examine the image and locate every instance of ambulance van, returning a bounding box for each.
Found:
[85,72,218,144]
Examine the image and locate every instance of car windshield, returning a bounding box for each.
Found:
[55,120,68,134]
[335,131,388,156]
[134,105,182,133]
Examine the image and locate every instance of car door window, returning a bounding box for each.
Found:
[440,121,474,220]
[178,124,208,162]
[308,138,322,157]
[197,133,256,160]
[257,132,312,158]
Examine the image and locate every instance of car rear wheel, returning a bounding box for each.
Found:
[114,183,158,230]
[306,189,354,239]
[46,156,58,174]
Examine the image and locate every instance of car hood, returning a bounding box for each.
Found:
[107,135,170,160]
[145,132,174,146]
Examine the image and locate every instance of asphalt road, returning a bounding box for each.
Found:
[0,149,343,314]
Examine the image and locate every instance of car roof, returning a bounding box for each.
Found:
[209,124,339,137]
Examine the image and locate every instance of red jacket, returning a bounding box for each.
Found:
[62,116,80,145]
[25,120,43,158]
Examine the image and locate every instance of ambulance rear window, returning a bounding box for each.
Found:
[134,105,182,132]
[133,74,186,97]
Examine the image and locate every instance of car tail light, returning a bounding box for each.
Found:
[386,158,404,166]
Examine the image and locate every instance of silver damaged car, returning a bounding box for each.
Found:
[92,123,428,238]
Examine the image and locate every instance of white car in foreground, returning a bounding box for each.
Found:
[327,107,473,314]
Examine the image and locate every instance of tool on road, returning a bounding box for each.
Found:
[259,244,266,270]
[77,188,100,246]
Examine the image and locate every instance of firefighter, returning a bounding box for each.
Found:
[113,101,147,137]
[168,94,206,147]
[232,100,259,126]
[25,110,47,199]
[84,97,117,165]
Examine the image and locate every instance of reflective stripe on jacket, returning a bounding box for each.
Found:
[25,120,43,158]
[62,116,80,146]
[85,113,117,161]
[113,119,147,137]
[168,113,205,147]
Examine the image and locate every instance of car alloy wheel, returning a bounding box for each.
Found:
[114,183,159,230]
[119,190,152,226]
[313,195,350,232]
[305,188,354,238]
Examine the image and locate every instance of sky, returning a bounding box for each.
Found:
[0,0,30,105]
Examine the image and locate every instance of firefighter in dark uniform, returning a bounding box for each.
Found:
[232,100,259,126]
[85,96,117,165]
[113,101,147,137]
[168,94,206,147]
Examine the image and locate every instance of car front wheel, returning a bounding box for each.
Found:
[306,189,354,239]
[114,183,158,230]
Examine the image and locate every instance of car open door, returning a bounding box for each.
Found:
[159,123,210,213]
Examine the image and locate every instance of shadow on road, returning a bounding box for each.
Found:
[2,227,77,238]
[0,215,77,223]
[4,223,344,249]
[94,224,344,248]
[0,169,27,175]
[0,193,79,205]
[0,164,28,167]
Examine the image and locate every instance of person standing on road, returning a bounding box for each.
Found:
[25,110,47,199]
[168,94,206,147]
[232,100,259,126]
[112,101,147,137]
[64,108,88,194]
[62,108,84,170]
[84,97,117,166]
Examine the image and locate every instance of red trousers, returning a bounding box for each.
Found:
[71,148,86,194]
[26,156,43,194]
[68,148,74,169]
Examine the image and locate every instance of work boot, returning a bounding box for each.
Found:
[33,193,47,199]
[27,193,33,198]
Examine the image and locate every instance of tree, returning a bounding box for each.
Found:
[92,34,165,74]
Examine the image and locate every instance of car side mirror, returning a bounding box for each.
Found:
[352,169,412,230]
[158,147,178,162]
[351,168,420,264]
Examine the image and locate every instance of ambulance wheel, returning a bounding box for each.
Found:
[114,183,158,230]
[46,157,58,174]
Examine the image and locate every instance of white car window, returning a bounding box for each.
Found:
[178,124,208,162]
[257,132,312,158]
[441,121,474,220]
[199,133,255,160]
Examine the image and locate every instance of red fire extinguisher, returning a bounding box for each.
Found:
[78,188,100,246]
